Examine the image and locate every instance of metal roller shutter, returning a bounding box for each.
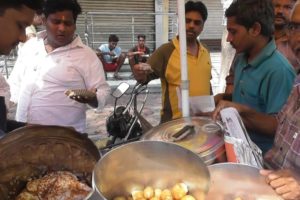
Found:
[77,0,155,51]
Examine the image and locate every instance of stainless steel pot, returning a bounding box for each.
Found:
[206,163,282,199]
[141,117,226,165]
[0,125,100,200]
[88,140,210,200]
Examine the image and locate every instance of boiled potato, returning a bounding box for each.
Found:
[154,188,162,198]
[180,195,195,200]
[113,196,127,200]
[171,183,188,199]
[161,189,173,200]
[132,190,144,200]
[144,186,154,199]
[149,197,160,200]
[234,198,243,200]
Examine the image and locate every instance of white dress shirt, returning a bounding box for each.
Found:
[0,74,10,108]
[8,31,110,133]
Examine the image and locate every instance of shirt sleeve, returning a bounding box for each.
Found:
[114,47,122,57]
[82,50,110,109]
[145,46,151,54]
[8,52,26,103]
[99,44,106,52]
[146,43,174,82]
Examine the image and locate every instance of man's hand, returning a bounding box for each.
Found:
[132,63,153,83]
[109,51,116,56]
[66,88,98,107]
[212,100,234,120]
[214,93,224,105]
[260,169,300,200]
[211,100,251,121]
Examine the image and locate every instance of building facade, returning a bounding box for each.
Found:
[77,0,223,52]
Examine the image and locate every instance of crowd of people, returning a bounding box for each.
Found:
[0,0,299,199]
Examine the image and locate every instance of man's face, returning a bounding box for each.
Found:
[185,11,204,42]
[273,0,295,28]
[288,4,300,60]
[45,10,76,48]
[108,41,117,50]
[226,16,253,54]
[0,6,34,55]
[138,37,145,48]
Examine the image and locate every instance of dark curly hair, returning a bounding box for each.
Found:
[108,34,119,42]
[43,0,82,22]
[185,1,208,22]
[0,0,44,15]
[225,0,274,37]
[137,34,146,40]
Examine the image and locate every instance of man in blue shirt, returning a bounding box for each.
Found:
[97,34,126,80]
[213,0,296,154]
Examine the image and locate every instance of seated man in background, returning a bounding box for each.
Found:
[8,0,110,133]
[97,34,126,80]
[128,34,151,74]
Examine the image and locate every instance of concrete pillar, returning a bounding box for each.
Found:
[155,0,169,48]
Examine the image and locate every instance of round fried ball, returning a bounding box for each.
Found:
[181,195,195,200]
[171,183,188,199]
[143,186,154,199]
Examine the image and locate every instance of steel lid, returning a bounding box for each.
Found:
[141,117,224,155]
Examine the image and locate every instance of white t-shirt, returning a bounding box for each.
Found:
[98,43,122,63]
[8,31,110,132]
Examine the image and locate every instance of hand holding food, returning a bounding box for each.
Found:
[65,89,97,104]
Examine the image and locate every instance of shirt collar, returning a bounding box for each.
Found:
[37,30,84,50]
[172,37,204,55]
[241,39,276,68]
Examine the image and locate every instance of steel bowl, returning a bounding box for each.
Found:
[90,140,210,200]
[206,163,282,199]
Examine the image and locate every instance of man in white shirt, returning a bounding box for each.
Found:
[17,12,43,55]
[8,0,110,133]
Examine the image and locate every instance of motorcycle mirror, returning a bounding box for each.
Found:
[112,82,130,98]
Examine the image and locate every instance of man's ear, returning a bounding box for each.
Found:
[249,22,262,36]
